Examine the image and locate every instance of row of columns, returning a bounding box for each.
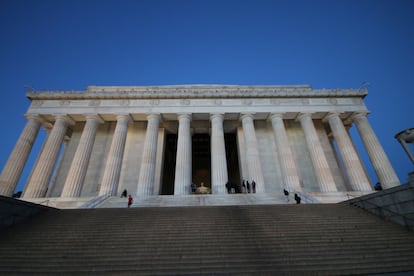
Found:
[0,112,400,198]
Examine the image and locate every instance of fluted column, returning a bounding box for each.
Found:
[351,112,400,189]
[174,113,192,195]
[240,113,265,193]
[137,114,161,196]
[23,115,74,198]
[0,115,42,196]
[210,113,228,194]
[270,113,302,192]
[325,113,372,191]
[297,113,337,192]
[61,115,103,197]
[99,115,130,196]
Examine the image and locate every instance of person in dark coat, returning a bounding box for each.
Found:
[283,189,289,202]
[294,193,301,204]
[252,180,256,193]
[121,189,127,198]
[225,181,231,193]
[246,181,251,193]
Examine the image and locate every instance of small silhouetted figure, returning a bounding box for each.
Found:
[246,181,251,193]
[252,180,256,193]
[127,195,133,208]
[294,193,301,204]
[191,182,197,193]
[283,189,289,202]
[242,180,246,193]
[121,189,127,198]
[374,182,383,191]
[225,181,231,193]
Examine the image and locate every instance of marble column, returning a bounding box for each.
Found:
[99,115,130,196]
[23,115,74,198]
[297,113,337,192]
[61,115,103,197]
[137,114,161,196]
[325,113,372,191]
[351,112,400,189]
[240,113,265,193]
[270,113,302,192]
[0,115,42,196]
[174,113,192,195]
[210,113,228,194]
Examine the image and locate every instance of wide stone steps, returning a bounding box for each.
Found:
[1,204,414,275]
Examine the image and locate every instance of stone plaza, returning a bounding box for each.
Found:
[0,85,401,208]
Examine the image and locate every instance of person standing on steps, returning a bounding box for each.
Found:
[242,180,246,193]
[127,195,133,208]
[294,193,301,204]
[252,180,256,193]
[246,181,251,193]
[225,181,231,193]
[191,182,197,194]
[283,189,290,202]
[121,189,127,198]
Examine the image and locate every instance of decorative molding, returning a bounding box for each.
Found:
[26,85,368,101]
[88,100,101,106]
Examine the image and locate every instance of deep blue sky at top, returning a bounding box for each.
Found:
[0,0,413,192]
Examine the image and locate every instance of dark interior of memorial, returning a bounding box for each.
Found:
[160,132,240,195]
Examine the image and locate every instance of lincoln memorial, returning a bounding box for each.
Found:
[0,85,401,207]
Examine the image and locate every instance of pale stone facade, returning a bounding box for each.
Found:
[0,85,401,207]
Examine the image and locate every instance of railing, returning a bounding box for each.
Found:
[346,188,414,231]
[0,196,54,230]
[295,191,320,204]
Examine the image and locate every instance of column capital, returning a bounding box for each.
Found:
[322,112,341,123]
[85,114,104,124]
[146,113,161,121]
[240,113,255,121]
[177,113,192,121]
[296,112,312,122]
[24,114,45,123]
[350,112,369,121]
[55,114,75,126]
[269,113,284,120]
[210,113,224,121]
[116,114,132,123]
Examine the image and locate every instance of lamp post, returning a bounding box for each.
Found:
[395,128,414,164]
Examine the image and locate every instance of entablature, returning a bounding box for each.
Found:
[26,85,368,100]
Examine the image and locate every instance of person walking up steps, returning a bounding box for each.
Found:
[127,195,133,208]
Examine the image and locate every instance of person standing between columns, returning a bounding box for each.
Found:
[270,113,302,193]
[61,114,103,197]
[0,115,43,197]
[137,113,161,196]
[297,113,337,192]
[23,115,74,198]
[240,113,265,193]
[99,114,131,196]
[351,112,400,189]
[324,113,372,191]
[174,113,192,195]
[210,113,228,194]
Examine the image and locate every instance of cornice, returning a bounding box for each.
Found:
[26,85,368,100]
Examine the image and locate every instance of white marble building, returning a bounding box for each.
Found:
[0,85,401,207]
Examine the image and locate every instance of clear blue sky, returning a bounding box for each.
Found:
[1,0,413,193]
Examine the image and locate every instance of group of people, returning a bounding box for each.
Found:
[121,189,133,207]
[241,180,257,194]
[283,189,301,204]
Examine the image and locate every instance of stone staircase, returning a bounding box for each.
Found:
[1,204,414,275]
[98,193,291,208]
